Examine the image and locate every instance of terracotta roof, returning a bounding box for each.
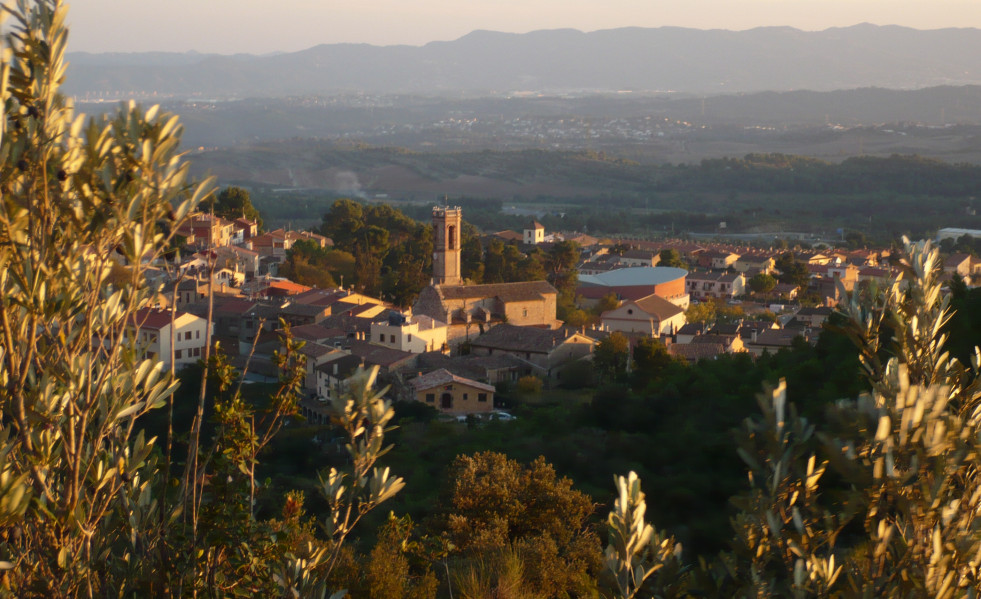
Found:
[494,230,524,242]
[315,353,363,379]
[627,294,684,320]
[668,343,725,362]
[292,289,348,306]
[621,249,657,260]
[946,253,972,266]
[750,329,802,348]
[702,249,739,259]
[291,324,346,342]
[415,352,522,381]
[297,341,340,359]
[710,323,741,336]
[348,340,416,369]
[691,334,738,348]
[687,271,742,283]
[280,303,329,318]
[437,280,557,302]
[129,308,184,330]
[676,322,706,336]
[216,245,258,258]
[471,323,592,354]
[411,368,496,393]
[213,298,259,315]
[858,267,891,277]
[265,281,312,296]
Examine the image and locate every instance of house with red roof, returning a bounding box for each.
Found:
[127,308,211,370]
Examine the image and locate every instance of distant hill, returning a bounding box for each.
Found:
[64,24,981,98]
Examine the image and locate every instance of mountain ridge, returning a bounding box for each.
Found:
[64,24,981,98]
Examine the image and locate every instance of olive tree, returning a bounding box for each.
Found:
[0,3,404,596]
[0,1,212,594]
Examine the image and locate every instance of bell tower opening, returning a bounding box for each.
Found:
[433,206,462,286]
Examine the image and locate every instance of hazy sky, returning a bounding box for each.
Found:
[68,0,981,54]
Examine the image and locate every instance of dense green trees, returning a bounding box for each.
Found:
[435,452,602,597]
[203,185,263,228]
[594,332,630,384]
[278,239,356,289]
[747,272,777,296]
[318,199,433,302]
[658,248,685,268]
[775,251,811,289]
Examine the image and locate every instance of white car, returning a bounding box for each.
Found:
[491,411,516,422]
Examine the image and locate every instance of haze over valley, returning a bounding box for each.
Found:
[66,23,981,239]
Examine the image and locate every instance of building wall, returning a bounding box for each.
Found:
[415,288,556,330]
[523,228,544,245]
[416,382,494,415]
[433,208,462,285]
[132,314,210,370]
[733,257,775,274]
[601,310,686,336]
[546,335,595,370]
[371,321,448,353]
[171,314,211,369]
[503,297,555,327]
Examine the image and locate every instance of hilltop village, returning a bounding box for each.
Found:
[131,199,981,422]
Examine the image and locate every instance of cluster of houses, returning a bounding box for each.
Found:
[127,207,980,420]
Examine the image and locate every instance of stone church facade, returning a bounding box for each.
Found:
[413,207,559,343]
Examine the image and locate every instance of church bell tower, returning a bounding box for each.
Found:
[432,206,462,286]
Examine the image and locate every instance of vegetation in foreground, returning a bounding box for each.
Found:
[1,2,981,597]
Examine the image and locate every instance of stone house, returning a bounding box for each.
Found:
[411,369,496,415]
[468,324,596,385]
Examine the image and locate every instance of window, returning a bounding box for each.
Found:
[390,334,395,343]
[407,334,412,342]
[196,330,200,339]
[478,393,487,402]
[523,308,528,317]
[185,331,192,341]
[175,350,182,359]
[379,334,384,342]
[447,225,456,250]
[425,393,435,403]
[463,393,468,400]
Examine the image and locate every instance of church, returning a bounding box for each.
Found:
[412,206,560,343]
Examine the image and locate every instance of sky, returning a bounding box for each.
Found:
[67,0,981,55]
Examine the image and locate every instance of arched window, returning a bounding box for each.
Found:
[447,225,456,250]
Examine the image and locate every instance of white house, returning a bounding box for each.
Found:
[600,293,687,337]
[523,221,545,245]
[127,308,211,370]
[370,312,449,354]
[686,271,746,301]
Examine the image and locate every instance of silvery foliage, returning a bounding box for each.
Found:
[0,0,213,594]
